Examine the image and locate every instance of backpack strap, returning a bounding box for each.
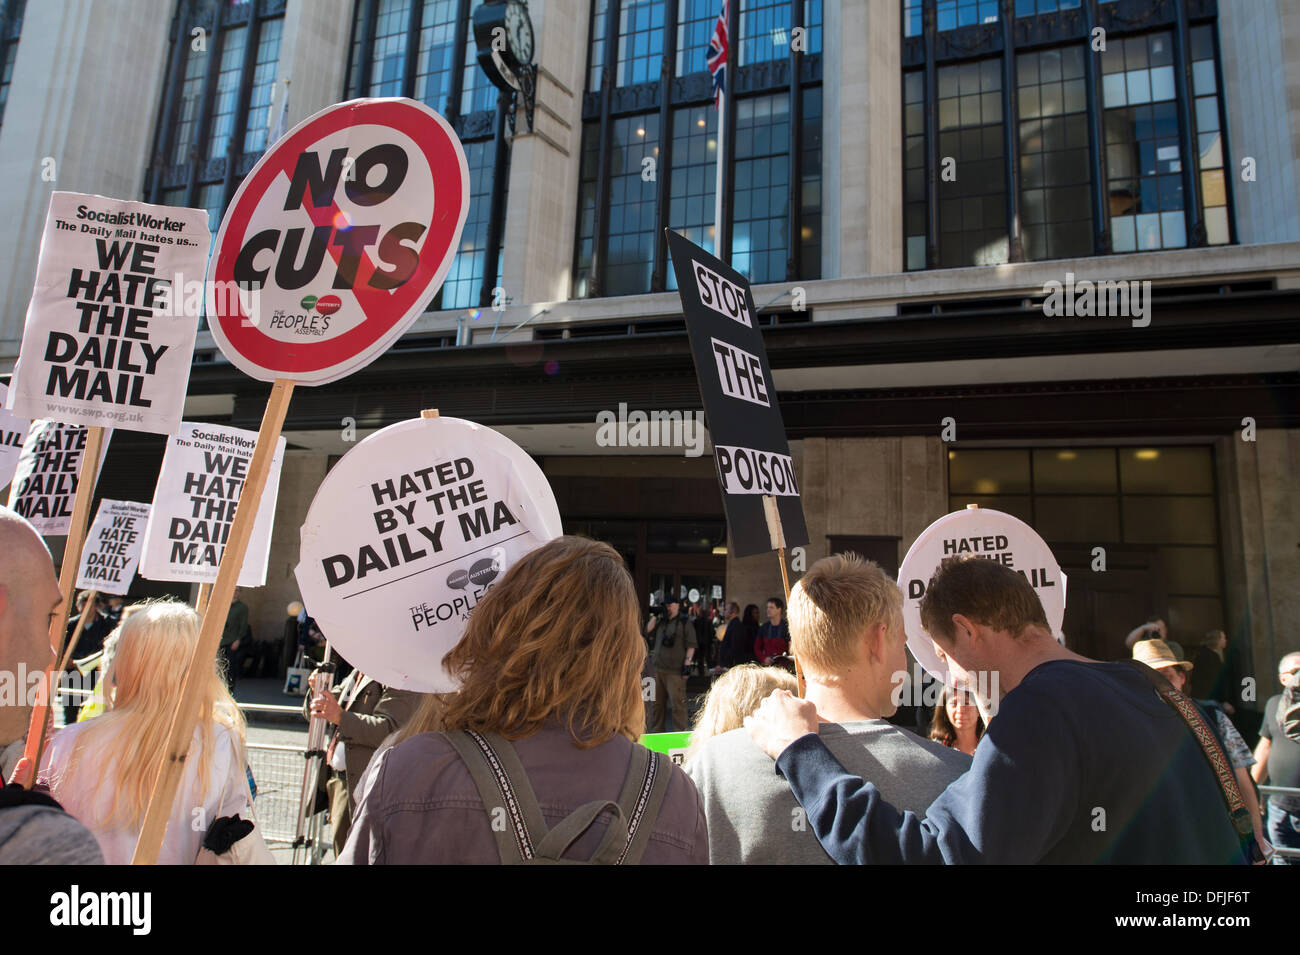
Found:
[611,745,672,865]
[1126,661,1260,862]
[444,729,548,863]
[534,799,628,864]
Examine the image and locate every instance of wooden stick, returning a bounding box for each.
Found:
[131,379,295,865]
[762,495,804,697]
[56,590,97,675]
[195,582,211,615]
[21,425,105,785]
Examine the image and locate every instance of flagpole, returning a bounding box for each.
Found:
[714,89,725,257]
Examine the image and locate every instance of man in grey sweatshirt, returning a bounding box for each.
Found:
[686,554,969,864]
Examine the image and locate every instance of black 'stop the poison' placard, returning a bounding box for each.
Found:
[665,231,808,558]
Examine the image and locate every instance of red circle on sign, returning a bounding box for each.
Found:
[208,99,469,384]
[315,295,342,316]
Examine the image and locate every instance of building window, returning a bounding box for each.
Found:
[577,0,822,297]
[739,0,788,65]
[902,4,1233,268]
[147,0,284,235]
[1103,31,1184,252]
[949,445,1224,648]
[243,19,282,154]
[936,0,998,32]
[1018,46,1091,260]
[903,70,926,270]
[606,114,661,294]
[0,0,26,131]
[1191,25,1228,246]
[733,93,789,282]
[903,0,923,39]
[937,58,1007,267]
[206,25,249,162]
[1014,0,1081,15]
[677,0,716,77]
[574,122,601,299]
[618,0,666,86]
[414,0,460,110]
[667,103,718,285]
[342,0,505,310]
[441,139,505,308]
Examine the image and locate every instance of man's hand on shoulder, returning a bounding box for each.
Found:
[744,689,818,761]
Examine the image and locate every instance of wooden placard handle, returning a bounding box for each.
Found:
[130,379,295,864]
[195,582,211,616]
[762,494,803,697]
[21,425,105,785]
[56,590,98,675]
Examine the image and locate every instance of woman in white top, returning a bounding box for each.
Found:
[40,599,252,864]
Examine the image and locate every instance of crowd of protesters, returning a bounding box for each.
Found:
[2,500,1298,866]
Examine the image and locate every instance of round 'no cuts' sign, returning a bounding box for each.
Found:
[207,98,469,384]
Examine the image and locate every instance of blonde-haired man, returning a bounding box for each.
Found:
[685,554,969,864]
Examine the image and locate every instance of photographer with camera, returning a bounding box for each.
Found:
[1124,616,1169,652]
[646,595,697,733]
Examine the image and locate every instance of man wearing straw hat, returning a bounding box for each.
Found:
[1132,637,1269,859]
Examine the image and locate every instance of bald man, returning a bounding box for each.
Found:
[0,506,103,864]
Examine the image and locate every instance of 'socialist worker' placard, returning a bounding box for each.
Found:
[665,231,808,558]
[898,507,1068,687]
[76,499,150,595]
[295,416,563,694]
[0,384,30,490]
[6,420,111,535]
[205,98,469,385]
[140,422,286,587]
[6,192,209,434]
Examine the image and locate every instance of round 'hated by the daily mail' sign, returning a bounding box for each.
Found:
[207,98,469,385]
[295,416,562,693]
[898,508,1067,687]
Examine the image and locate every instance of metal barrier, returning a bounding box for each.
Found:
[246,743,322,847]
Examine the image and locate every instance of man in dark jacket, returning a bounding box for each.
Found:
[745,557,1249,864]
[716,602,751,669]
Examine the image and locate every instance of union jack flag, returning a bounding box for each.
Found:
[706,1,728,109]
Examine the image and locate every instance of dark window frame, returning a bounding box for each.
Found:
[902,0,1235,270]
[576,0,823,298]
[342,0,506,311]
[145,0,287,235]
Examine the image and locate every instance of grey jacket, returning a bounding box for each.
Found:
[338,722,709,864]
[686,720,971,864]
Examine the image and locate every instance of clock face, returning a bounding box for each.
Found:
[505,2,534,67]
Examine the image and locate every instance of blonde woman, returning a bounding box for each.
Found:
[683,664,797,766]
[340,536,708,864]
[40,599,253,864]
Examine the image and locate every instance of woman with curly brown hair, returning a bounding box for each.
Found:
[338,536,708,864]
